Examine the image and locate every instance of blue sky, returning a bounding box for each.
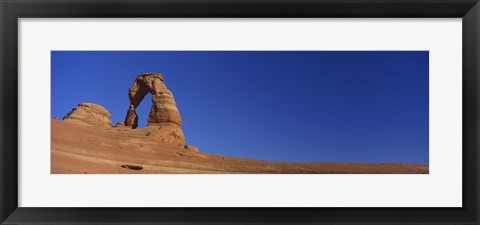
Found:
[51,51,429,164]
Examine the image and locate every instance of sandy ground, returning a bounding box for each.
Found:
[51,119,429,174]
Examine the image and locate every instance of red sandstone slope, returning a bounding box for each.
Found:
[51,119,429,174]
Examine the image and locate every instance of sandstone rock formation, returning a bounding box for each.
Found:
[124,73,188,148]
[63,103,112,128]
[125,73,182,127]
[59,73,197,151]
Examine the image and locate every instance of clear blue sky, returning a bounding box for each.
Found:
[51,51,429,164]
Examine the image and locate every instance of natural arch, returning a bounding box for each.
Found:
[124,73,182,128]
[123,72,190,149]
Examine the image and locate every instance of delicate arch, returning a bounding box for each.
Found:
[124,73,182,128]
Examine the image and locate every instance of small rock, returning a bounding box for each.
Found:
[184,145,200,152]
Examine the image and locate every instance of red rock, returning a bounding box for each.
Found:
[63,103,112,128]
[125,73,182,126]
[185,145,200,152]
[124,105,138,128]
[123,73,194,149]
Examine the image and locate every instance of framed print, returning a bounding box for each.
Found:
[1,0,479,224]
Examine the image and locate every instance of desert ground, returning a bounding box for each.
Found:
[51,119,429,174]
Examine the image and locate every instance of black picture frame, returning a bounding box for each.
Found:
[1,0,479,224]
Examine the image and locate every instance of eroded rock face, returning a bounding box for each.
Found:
[148,90,182,125]
[124,105,138,128]
[63,103,112,128]
[124,73,192,149]
[125,73,182,127]
[144,123,186,147]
